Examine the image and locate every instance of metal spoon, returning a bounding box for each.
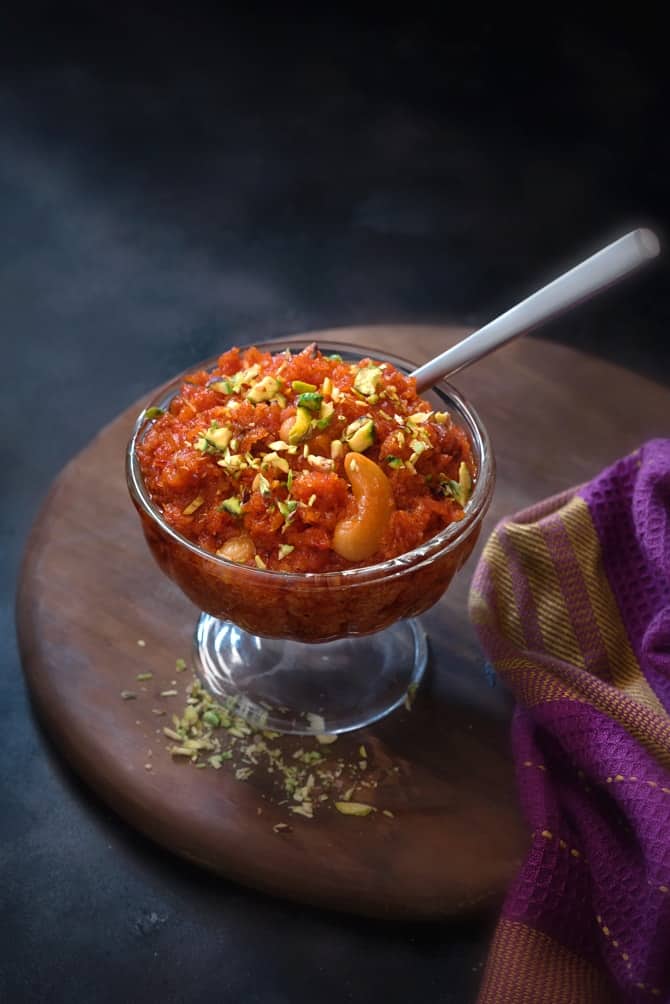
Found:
[411,228,660,392]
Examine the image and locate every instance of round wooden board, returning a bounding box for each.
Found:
[17,325,670,919]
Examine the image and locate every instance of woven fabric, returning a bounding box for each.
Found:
[469,439,670,1003]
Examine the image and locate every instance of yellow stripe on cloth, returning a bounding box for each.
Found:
[471,492,670,766]
[478,919,615,1003]
[503,520,586,671]
[494,656,584,709]
[481,530,527,649]
[560,496,664,717]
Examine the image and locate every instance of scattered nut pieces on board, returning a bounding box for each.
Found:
[122,659,405,828]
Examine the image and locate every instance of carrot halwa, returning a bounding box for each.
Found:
[137,344,474,574]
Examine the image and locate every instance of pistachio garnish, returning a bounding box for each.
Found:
[353,364,382,397]
[182,495,205,515]
[334,801,376,816]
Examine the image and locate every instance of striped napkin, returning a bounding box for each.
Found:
[469,439,670,1004]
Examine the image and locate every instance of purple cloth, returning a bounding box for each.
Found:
[471,440,670,1003]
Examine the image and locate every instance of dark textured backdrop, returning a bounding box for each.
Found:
[2,8,669,1002]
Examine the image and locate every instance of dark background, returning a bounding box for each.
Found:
[2,7,669,1002]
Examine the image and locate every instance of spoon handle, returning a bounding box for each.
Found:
[411,228,660,392]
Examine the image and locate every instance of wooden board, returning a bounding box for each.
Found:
[16,325,670,919]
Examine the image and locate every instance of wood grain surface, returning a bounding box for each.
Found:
[16,325,670,919]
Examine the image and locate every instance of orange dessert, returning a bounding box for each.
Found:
[129,343,489,641]
[136,344,474,573]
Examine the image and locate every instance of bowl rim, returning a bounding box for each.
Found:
[126,338,495,585]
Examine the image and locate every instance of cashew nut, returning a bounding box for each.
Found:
[217,535,256,564]
[332,453,394,561]
[279,414,296,443]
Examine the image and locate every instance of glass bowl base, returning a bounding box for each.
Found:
[192,614,428,735]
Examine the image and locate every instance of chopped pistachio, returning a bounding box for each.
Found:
[196,425,233,454]
[290,802,314,818]
[254,555,267,570]
[288,406,312,444]
[296,391,323,413]
[315,733,338,745]
[382,809,395,818]
[335,801,376,816]
[120,690,137,700]
[277,499,298,519]
[307,493,317,507]
[209,426,234,450]
[182,705,198,726]
[359,745,367,759]
[327,353,342,362]
[175,658,187,672]
[216,453,247,473]
[407,411,432,425]
[386,456,404,469]
[182,495,205,515]
[203,710,221,728]
[247,375,281,403]
[209,378,234,395]
[278,544,295,560]
[344,417,375,453]
[268,440,291,451]
[169,746,198,758]
[160,689,179,697]
[315,402,334,431]
[353,364,382,397]
[434,411,450,424]
[218,496,243,516]
[321,376,332,397]
[262,452,290,474]
[330,439,344,460]
[136,673,153,681]
[145,406,165,420]
[232,364,261,388]
[254,473,272,497]
[439,462,472,507]
[409,439,429,458]
[404,681,418,710]
[458,461,473,506]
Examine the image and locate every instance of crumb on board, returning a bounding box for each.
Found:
[124,666,403,828]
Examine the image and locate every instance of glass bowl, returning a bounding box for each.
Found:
[126,340,494,734]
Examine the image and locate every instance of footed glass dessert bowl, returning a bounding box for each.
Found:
[126,340,494,735]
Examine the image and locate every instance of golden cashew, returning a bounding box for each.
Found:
[333,453,394,561]
[216,535,256,564]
